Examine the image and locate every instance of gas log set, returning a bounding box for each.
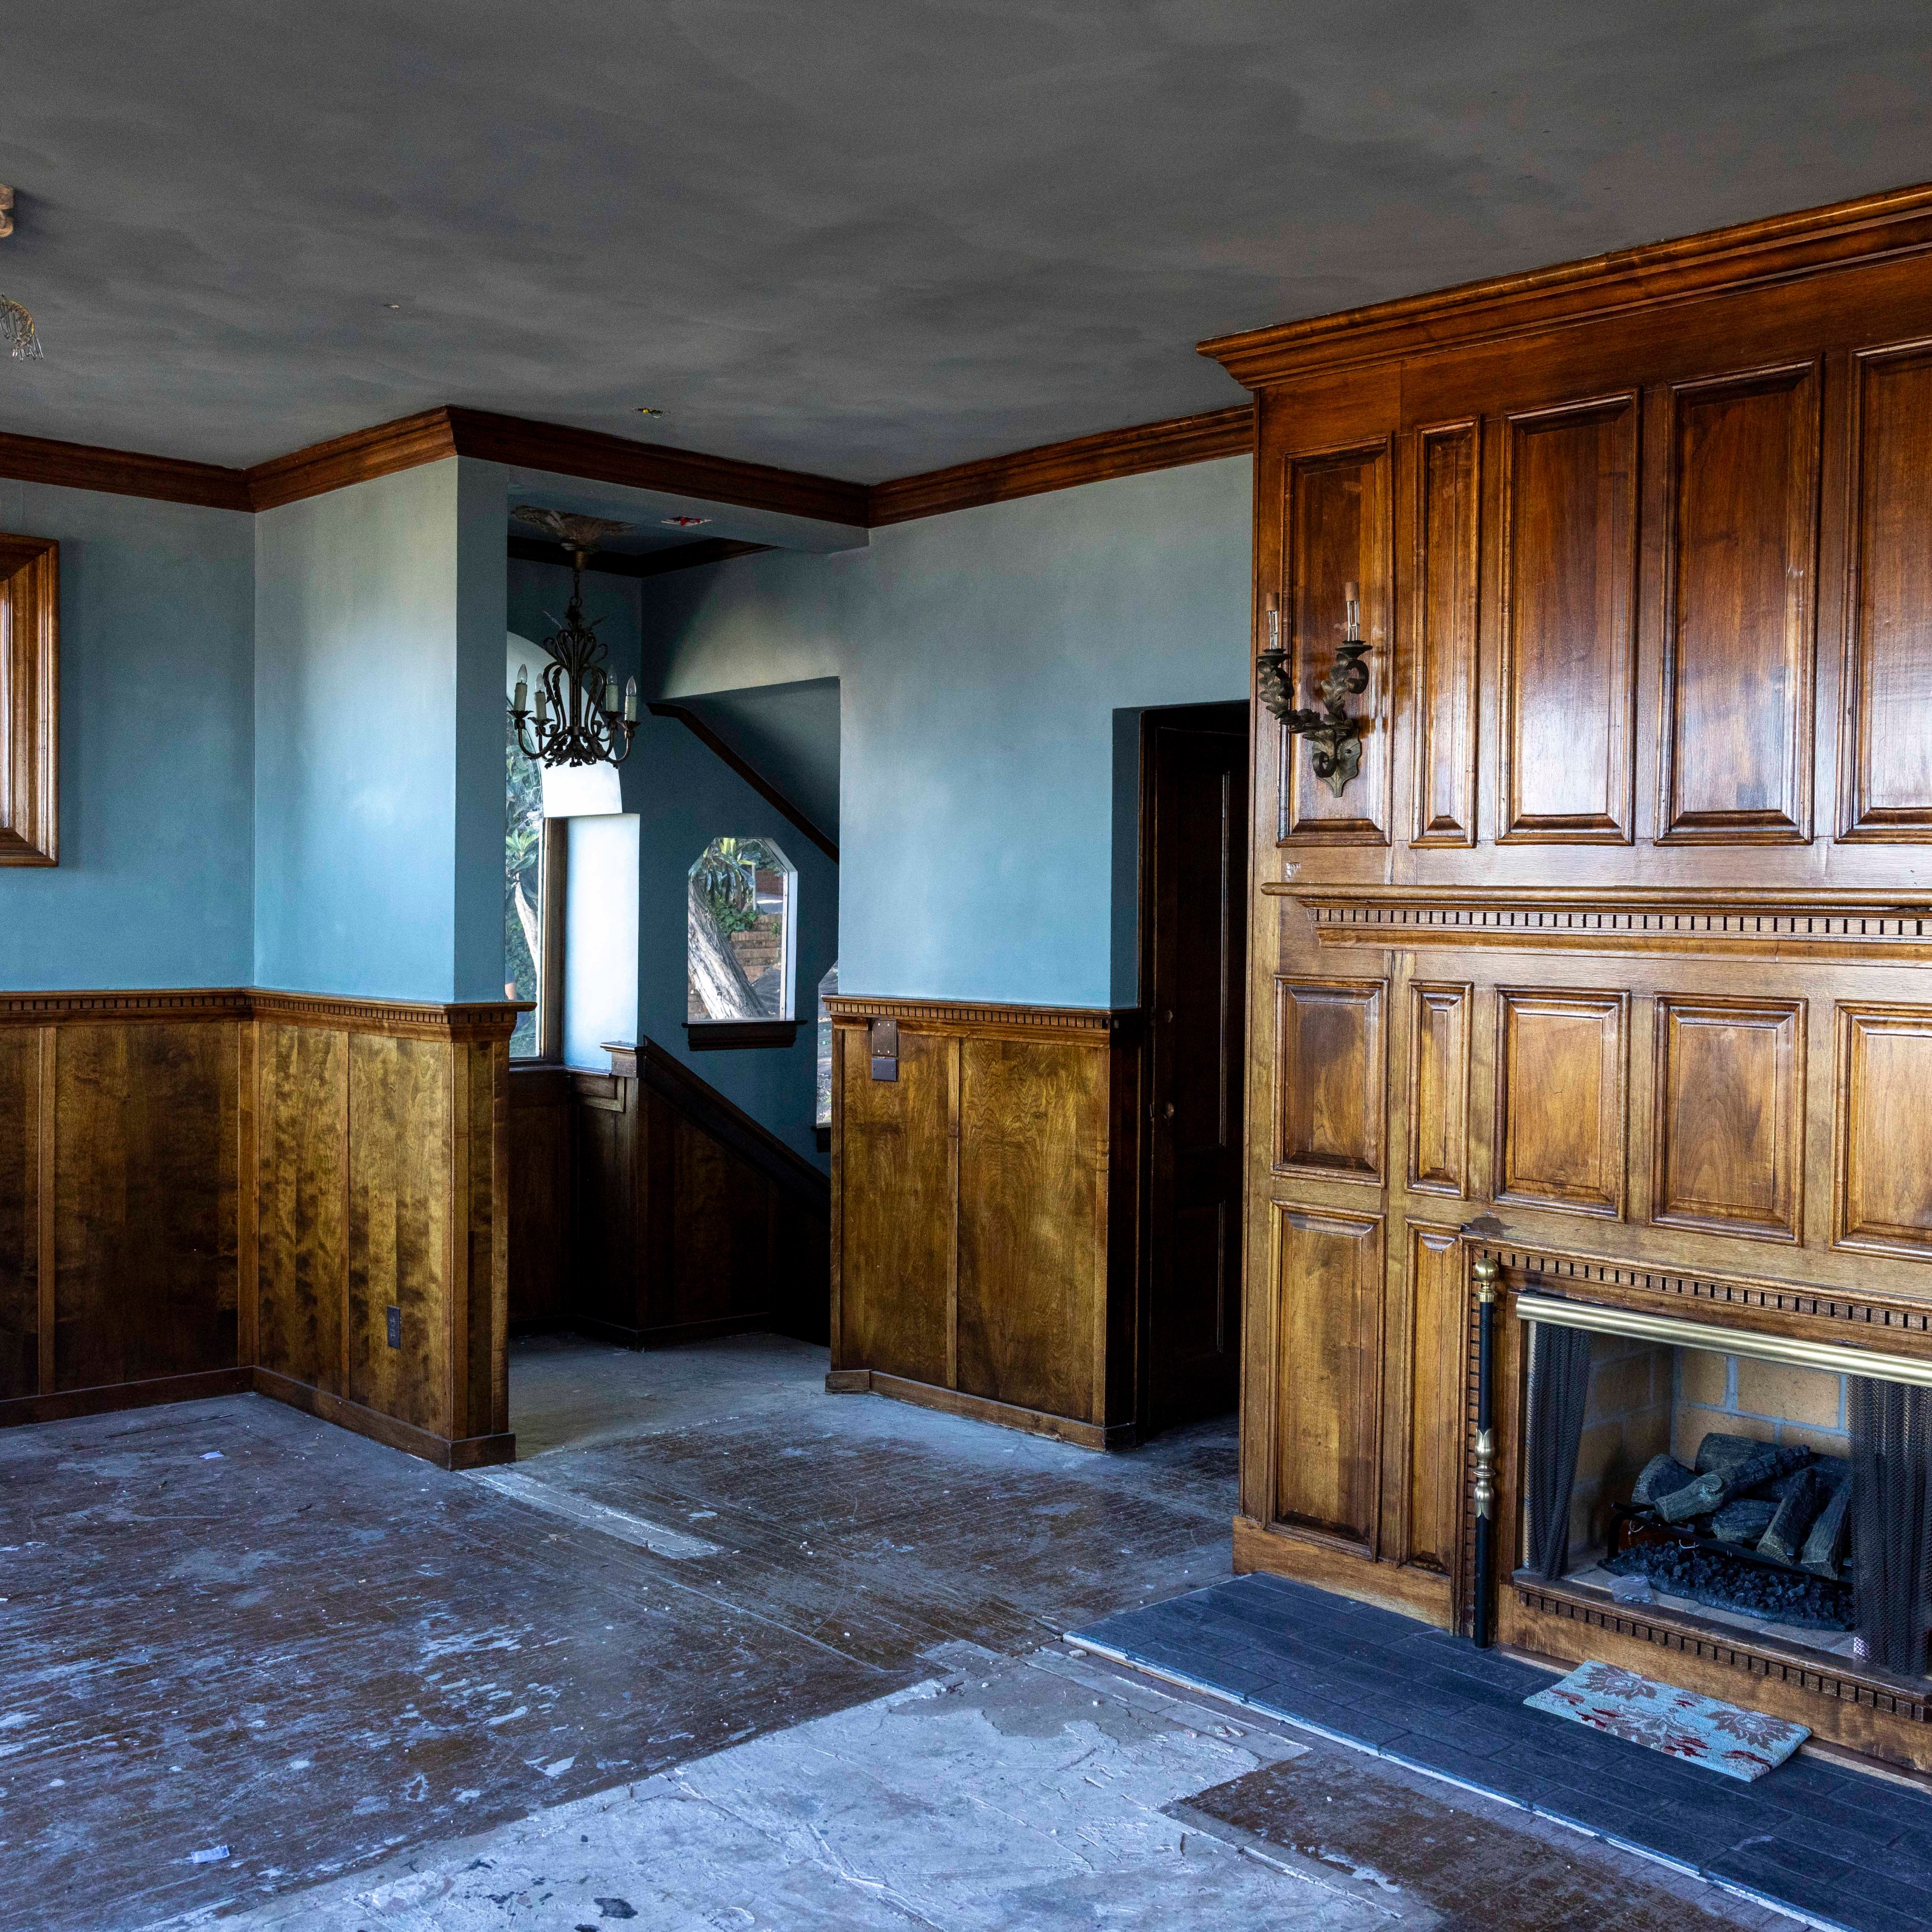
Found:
[1604,1433,1854,1630]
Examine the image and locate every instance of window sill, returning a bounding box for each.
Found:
[686,1020,798,1051]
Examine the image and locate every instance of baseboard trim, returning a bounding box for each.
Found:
[1232,1515,1453,1628]
[826,1367,1136,1450]
[0,1366,253,1429]
[252,1369,516,1470]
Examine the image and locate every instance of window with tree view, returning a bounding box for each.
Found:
[688,837,795,1023]
[506,708,545,1058]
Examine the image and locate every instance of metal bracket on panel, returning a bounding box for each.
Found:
[869,1017,899,1082]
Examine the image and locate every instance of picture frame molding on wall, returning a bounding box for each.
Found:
[0,531,56,866]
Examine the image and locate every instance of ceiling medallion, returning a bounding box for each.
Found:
[0,187,43,361]
[509,508,639,769]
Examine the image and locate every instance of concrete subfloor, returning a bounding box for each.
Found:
[4,1335,1797,1932]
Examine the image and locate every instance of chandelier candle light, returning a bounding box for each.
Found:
[509,507,639,769]
[0,186,44,360]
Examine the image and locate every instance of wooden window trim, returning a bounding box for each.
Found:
[513,816,568,1064]
[0,532,58,866]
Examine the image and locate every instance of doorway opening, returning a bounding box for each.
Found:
[1137,701,1249,1435]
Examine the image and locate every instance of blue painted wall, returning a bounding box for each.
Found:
[254,459,508,1002]
[0,479,255,991]
[642,455,1252,1009]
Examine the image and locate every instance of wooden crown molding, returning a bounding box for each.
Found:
[867,404,1254,526]
[0,986,527,1040]
[1272,883,1932,960]
[0,532,57,866]
[0,402,1253,529]
[1201,180,1932,388]
[825,993,1136,1041]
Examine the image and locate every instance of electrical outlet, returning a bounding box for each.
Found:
[385,1305,401,1349]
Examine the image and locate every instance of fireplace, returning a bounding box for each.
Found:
[1475,1254,1932,1766]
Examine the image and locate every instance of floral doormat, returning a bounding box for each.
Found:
[1524,1661,1809,1781]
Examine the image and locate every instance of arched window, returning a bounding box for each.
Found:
[688,837,796,1024]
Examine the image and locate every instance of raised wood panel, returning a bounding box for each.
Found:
[1841,342,1932,840]
[1835,1003,1932,1258]
[956,1037,1106,1423]
[1498,395,1638,843]
[0,1029,35,1398]
[1652,997,1804,1242]
[345,1034,449,1434]
[1495,989,1627,1218]
[1271,1204,1383,1548]
[1406,981,1471,1197]
[1659,364,1819,842]
[1280,441,1391,844]
[1411,422,1480,847]
[54,1023,238,1390]
[256,1022,347,1392]
[1275,977,1385,1181]
[839,1023,953,1388]
[570,1073,638,1335]
[506,1069,571,1326]
[1401,1223,1466,1575]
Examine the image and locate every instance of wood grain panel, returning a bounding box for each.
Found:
[1652,997,1804,1241]
[570,1072,638,1336]
[256,1022,347,1393]
[839,1022,952,1387]
[1498,395,1638,842]
[1401,1223,1466,1575]
[956,1037,1106,1423]
[1411,422,1480,846]
[1271,1204,1383,1548]
[1495,990,1627,1218]
[345,1034,449,1433]
[1835,1003,1932,1257]
[0,533,59,866]
[506,1068,571,1326]
[54,1023,238,1389]
[0,1028,35,1398]
[1407,982,1471,1198]
[1842,342,1932,840]
[1659,364,1819,842]
[1275,977,1385,1181]
[1280,441,1391,843]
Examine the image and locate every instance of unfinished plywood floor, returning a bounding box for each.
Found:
[8,1338,1794,1931]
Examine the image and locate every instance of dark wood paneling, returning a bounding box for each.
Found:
[870,404,1254,525]
[1280,441,1391,842]
[1659,364,1819,842]
[1412,422,1481,847]
[345,1034,450,1436]
[54,1022,238,1390]
[1841,342,1932,840]
[839,1022,954,1388]
[1494,989,1627,1218]
[0,1028,36,1399]
[1834,1002,1932,1259]
[1406,982,1471,1198]
[507,1067,571,1328]
[1275,977,1385,1180]
[956,1037,1106,1423]
[1498,395,1638,843]
[568,1071,638,1336]
[1271,1203,1383,1548]
[1651,996,1804,1241]
[256,1021,347,1392]
[0,533,59,867]
[1400,1222,1466,1576]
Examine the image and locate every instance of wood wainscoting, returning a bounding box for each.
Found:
[825,996,1142,1449]
[1205,184,1932,1766]
[508,1037,831,1349]
[0,988,518,1469]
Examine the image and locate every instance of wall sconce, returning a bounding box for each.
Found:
[1255,581,1370,797]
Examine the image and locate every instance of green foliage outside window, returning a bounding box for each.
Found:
[506,708,543,1057]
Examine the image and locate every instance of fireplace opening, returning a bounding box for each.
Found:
[1515,1315,1932,1681]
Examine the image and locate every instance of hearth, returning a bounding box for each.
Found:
[1509,1293,1932,1683]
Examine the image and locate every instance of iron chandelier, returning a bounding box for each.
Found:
[510,508,639,768]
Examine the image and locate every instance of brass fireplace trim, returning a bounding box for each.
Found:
[1514,1289,1932,1387]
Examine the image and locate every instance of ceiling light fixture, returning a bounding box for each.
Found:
[661,515,710,528]
[509,508,639,769]
[0,187,42,361]
[635,406,665,417]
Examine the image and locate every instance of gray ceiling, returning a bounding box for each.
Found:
[4,4,1931,480]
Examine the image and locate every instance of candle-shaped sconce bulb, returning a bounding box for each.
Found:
[624,676,638,723]
[1343,579,1360,642]
[514,664,529,715]
[534,686,549,725]
[605,672,620,712]
[1264,589,1280,651]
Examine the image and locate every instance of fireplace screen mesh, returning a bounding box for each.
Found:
[1521,1324,1931,1679]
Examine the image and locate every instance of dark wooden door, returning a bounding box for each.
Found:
[1142,703,1248,1431]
